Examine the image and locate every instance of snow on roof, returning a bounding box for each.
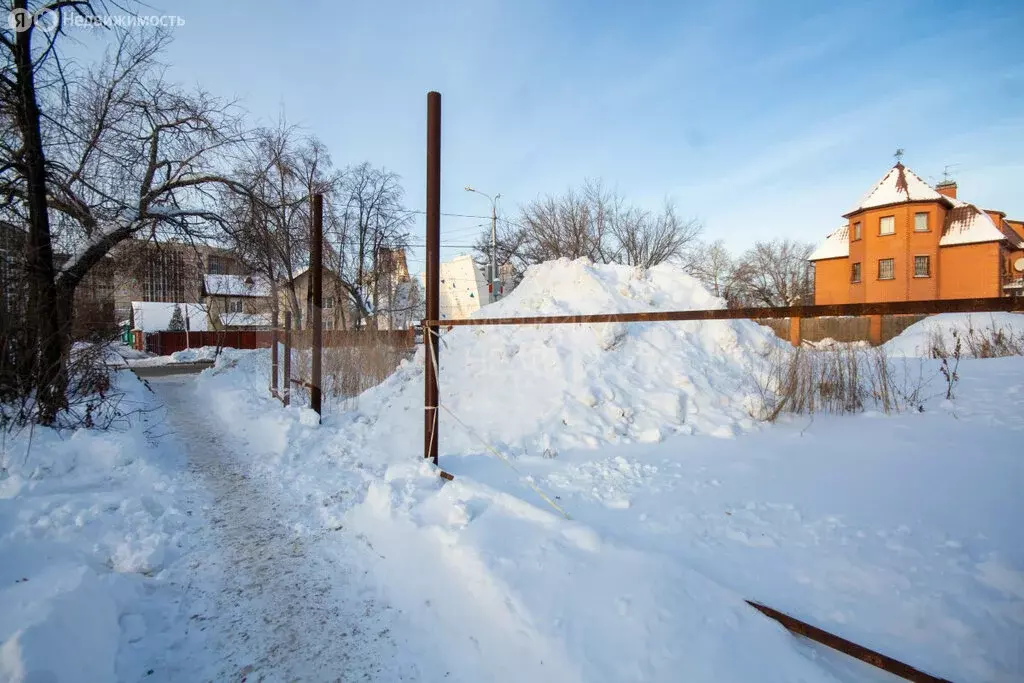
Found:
[131,302,209,333]
[283,265,340,282]
[218,312,272,328]
[847,164,948,215]
[808,226,849,261]
[939,204,1007,247]
[203,274,270,297]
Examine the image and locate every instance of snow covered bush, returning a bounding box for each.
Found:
[1,341,126,433]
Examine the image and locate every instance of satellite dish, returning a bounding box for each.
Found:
[1016,257,1024,273]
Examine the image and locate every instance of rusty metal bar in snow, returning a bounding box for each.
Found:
[424,296,1024,328]
[745,601,954,683]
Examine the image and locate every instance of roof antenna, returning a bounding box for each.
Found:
[941,163,958,183]
[893,148,905,165]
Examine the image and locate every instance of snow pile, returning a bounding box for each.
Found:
[885,313,1024,357]
[0,372,195,682]
[355,258,780,460]
[169,346,218,363]
[125,346,219,368]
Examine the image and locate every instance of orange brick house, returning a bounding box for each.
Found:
[809,163,1024,304]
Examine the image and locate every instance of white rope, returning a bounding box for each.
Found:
[424,325,571,520]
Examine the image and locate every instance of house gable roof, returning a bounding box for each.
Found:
[845,163,950,216]
[808,226,849,261]
[203,273,271,297]
[940,202,1007,247]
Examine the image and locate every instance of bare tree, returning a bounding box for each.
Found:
[479,179,700,284]
[1,15,247,421]
[730,239,815,307]
[685,239,736,300]
[332,162,411,329]
[221,119,335,330]
[612,200,701,269]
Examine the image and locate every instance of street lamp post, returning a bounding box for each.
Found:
[464,185,500,303]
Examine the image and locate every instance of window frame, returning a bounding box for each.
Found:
[850,262,862,283]
[878,257,895,281]
[879,215,895,236]
[852,221,862,241]
[913,254,931,278]
[914,212,929,233]
[227,298,244,314]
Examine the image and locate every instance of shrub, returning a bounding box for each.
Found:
[753,342,930,421]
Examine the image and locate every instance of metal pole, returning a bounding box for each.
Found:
[310,193,323,418]
[490,200,497,303]
[283,311,292,407]
[270,306,279,399]
[424,91,441,466]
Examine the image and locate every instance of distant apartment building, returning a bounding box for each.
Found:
[809,163,1024,304]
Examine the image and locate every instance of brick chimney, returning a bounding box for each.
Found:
[935,180,957,199]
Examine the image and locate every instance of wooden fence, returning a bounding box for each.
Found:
[143,328,415,356]
[759,314,929,345]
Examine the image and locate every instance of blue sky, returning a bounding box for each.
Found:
[80,0,1024,269]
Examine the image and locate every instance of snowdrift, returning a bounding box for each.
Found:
[353,259,780,459]
[0,371,194,682]
[885,312,1024,357]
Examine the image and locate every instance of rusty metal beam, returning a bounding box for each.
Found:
[424,296,1023,327]
[424,91,441,466]
[746,601,953,683]
[283,311,292,407]
[310,193,323,418]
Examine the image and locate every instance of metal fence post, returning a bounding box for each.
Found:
[424,91,441,466]
[283,311,292,407]
[310,193,323,417]
[271,309,279,399]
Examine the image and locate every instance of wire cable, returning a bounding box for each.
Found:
[423,326,572,520]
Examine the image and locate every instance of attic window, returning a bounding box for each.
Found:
[879,216,895,236]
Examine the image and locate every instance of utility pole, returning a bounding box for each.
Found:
[465,186,501,302]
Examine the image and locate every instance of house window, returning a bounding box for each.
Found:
[852,221,862,240]
[914,212,929,232]
[227,299,243,313]
[879,216,895,235]
[914,255,930,277]
[207,256,226,274]
[851,262,861,283]
[323,296,334,309]
[143,249,186,302]
[878,258,895,280]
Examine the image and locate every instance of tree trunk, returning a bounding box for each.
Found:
[14,5,65,423]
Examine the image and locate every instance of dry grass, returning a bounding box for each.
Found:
[926,316,1024,359]
[753,343,930,421]
[288,331,413,410]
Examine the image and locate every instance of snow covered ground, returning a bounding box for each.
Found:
[0,370,197,682]
[193,347,1024,682]
[3,260,1022,682]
